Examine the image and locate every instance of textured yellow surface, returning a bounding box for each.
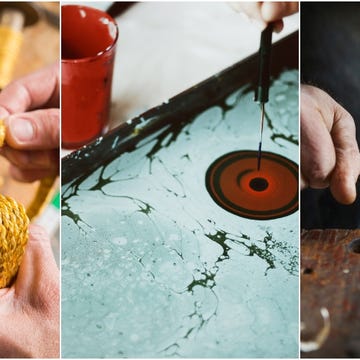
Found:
[0,120,55,288]
[0,194,29,288]
[0,119,28,288]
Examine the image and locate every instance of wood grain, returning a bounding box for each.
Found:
[301,229,360,357]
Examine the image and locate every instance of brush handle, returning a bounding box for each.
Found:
[254,23,274,104]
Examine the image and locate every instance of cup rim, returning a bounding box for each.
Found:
[61,4,119,63]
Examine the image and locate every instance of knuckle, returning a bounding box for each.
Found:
[6,81,32,111]
[306,163,332,187]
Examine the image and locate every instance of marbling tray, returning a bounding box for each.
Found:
[61,32,299,358]
[62,33,298,184]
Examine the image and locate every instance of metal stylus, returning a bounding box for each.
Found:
[254,23,273,171]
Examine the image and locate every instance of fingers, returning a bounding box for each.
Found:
[301,86,336,188]
[0,63,59,119]
[0,70,60,183]
[0,149,58,181]
[3,109,59,150]
[230,2,297,31]
[272,20,284,33]
[0,144,58,175]
[300,172,309,190]
[301,85,360,204]
[329,105,360,204]
[0,109,60,182]
[261,2,299,22]
[0,147,58,172]
[330,149,360,204]
[8,165,58,183]
[15,225,59,309]
[233,2,266,26]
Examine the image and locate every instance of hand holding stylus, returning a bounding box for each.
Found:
[301,84,360,204]
[231,2,299,32]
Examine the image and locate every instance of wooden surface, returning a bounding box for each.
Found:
[0,2,59,208]
[301,229,360,357]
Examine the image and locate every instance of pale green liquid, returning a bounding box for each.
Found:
[62,70,299,358]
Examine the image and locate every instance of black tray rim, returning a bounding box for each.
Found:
[62,31,298,185]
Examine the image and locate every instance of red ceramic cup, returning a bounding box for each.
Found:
[61,5,118,149]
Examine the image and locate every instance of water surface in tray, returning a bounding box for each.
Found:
[62,70,298,358]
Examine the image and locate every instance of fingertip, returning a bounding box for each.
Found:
[261,2,298,22]
[4,116,35,148]
[248,17,267,31]
[330,172,357,205]
[330,121,360,204]
[300,172,309,190]
[261,2,285,22]
[4,109,59,150]
[273,20,284,33]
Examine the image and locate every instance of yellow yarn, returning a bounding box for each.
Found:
[0,194,29,288]
[0,119,55,288]
[27,175,56,221]
[0,117,4,147]
[0,26,23,89]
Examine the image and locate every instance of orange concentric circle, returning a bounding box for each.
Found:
[205,150,298,220]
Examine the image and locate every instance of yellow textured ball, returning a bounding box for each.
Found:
[0,194,29,288]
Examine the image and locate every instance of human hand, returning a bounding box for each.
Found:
[0,63,59,182]
[230,2,299,32]
[0,225,59,358]
[301,84,360,204]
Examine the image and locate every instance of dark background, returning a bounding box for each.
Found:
[301,2,360,229]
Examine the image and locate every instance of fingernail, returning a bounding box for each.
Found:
[9,117,34,142]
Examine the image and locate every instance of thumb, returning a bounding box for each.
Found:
[15,225,59,305]
[4,109,59,150]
